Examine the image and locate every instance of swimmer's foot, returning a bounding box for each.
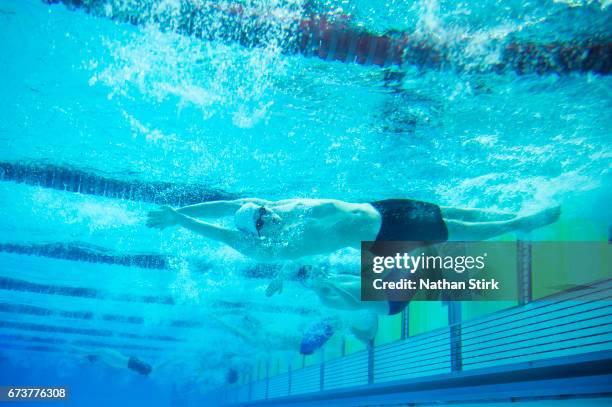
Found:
[519,205,561,232]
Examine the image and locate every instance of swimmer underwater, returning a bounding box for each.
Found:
[146,197,560,261]
[71,347,153,376]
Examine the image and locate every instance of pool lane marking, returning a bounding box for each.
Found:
[0,319,180,343]
[0,161,239,206]
[0,301,204,328]
[0,275,320,316]
[0,332,165,352]
[0,242,169,270]
[0,241,300,283]
[42,0,612,75]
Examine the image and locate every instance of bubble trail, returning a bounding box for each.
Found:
[43,0,611,74]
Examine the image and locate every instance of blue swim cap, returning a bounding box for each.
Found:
[300,321,335,355]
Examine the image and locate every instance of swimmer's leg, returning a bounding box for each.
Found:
[335,274,361,283]
[348,311,378,342]
[440,207,516,222]
[445,206,561,240]
[313,280,361,310]
[313,280,389,314]
[95,348,130,369]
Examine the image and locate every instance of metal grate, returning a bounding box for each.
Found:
[267,373,290,398]
[323,350,368,389]
[461,281,612,370]
[250,380,266,401]
[222,278,612,404]
[288,365,320,395]
[374,327,452,382]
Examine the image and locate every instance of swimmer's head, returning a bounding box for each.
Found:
[234,202,281,237]
[241,315,262,332]
[226,368,239,384]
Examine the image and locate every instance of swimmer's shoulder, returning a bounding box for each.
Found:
[318,199,377,215]
[269,198,370,217]
[307,199,370,216]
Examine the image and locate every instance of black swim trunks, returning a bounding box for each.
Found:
[387,300,409,315]
[369,199,448,256]
[127,356,153,376]
[382,269,418,315]
[368,199,448,314]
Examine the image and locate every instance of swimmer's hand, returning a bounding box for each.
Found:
[146,205,181,229]
[265,275,284,297]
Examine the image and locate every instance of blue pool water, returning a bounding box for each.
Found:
[0,0,611,406]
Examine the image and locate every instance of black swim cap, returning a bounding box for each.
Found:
[127,356,153,376]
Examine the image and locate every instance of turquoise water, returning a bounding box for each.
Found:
[0,0,611,406]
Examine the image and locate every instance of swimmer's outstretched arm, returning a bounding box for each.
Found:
[68,346,129,369]
[174,198,270,218]
[266,271,285,296]
[147,206,242,245]
[67,345,90,355]
[174,211,242,245]
[208,314,253,343]
[266,263,316,297]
